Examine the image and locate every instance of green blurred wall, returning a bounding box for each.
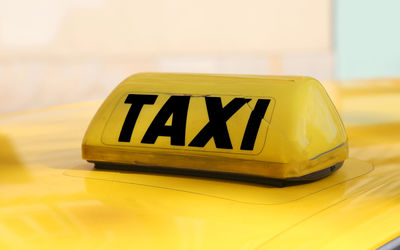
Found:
[335,0,400,80]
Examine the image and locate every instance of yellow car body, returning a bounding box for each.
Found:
[1,77,400,249]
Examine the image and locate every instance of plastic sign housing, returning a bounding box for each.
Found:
[82,73,348,182]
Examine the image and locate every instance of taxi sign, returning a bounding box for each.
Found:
[82,73,348,183]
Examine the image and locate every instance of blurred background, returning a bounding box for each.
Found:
[1,0,400,114]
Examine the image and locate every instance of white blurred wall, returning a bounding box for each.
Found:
[0,0,333,113]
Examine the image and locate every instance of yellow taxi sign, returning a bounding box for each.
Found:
[82,73,348,183]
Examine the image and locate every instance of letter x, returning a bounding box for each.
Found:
[189,97,250,149]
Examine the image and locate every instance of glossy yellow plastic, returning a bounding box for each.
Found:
[82,73,348,179]
[1,80,400,249]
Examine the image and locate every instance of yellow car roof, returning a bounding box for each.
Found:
[1,83,400,249]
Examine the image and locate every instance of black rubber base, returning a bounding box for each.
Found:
[91,161,343,187]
